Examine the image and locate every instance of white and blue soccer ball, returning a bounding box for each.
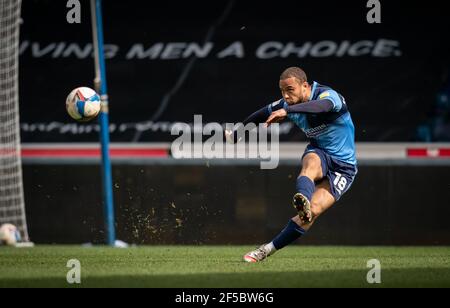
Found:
[0,224,21,246]
[66,87,101,122]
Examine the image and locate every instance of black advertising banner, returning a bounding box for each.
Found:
[19,0,450,142]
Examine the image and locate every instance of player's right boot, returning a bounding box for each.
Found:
[243,244,272,263]
[293,193,312,223]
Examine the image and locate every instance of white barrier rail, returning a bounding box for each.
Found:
[19,142,450,165]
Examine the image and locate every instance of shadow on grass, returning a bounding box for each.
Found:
[1,268,450,288]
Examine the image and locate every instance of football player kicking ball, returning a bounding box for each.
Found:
[226,67,358,262]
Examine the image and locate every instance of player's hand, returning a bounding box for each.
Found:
[265,109,287,127]
[224,129,234,144]
[225,129,244,143]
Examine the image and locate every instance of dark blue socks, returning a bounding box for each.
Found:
[272,219,306,250]
[268,176,313,252]
[296,176,315,201]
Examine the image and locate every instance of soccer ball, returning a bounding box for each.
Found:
[66,87,101,122]
[0,224,21,246]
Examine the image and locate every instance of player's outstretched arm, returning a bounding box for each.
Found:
[241,106,272,126]
[225,106,270,143]
[285,99,334,114]
[265,99,334,127]
[265,109,287,127]
[225,100,285,143]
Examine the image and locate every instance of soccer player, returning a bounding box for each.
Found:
[226,67,357,262]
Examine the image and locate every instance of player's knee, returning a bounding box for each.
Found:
[300,154,322,179]
[303,153,321,168]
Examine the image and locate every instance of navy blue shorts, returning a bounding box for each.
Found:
[302,144,358,202]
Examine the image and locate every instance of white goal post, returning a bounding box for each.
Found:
[0,0,29,242]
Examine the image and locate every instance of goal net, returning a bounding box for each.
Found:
[0,0,29,242]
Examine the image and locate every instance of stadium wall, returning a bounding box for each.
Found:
[23,159,450,245]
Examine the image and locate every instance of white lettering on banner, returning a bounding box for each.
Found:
[20,42,119,59]
[336,41,351,57]
[373,39,401,57]
[279,42,311,58]
[310,41,338,57]
[31,42,56,58]
[19,40,402,59]
[217,41,245,58]
[21,122,294,136]
[184,43,214,58]
[256,41,284,59]
[62,43,92,58]
[348,41,374,56]
[161,43,186,60]
[126,43,164,59]
[256,40,401,59]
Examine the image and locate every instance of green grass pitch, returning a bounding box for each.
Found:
[1,246,449,288]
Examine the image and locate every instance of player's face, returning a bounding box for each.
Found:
[279,77,309,104]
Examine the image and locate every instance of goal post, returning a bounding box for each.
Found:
[90,0,116,246]
[0,0,30,242]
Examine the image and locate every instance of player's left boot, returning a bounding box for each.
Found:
[293,193,312,223]
[243,244,273,263]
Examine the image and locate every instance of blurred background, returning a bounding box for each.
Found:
[18,0,450,245]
